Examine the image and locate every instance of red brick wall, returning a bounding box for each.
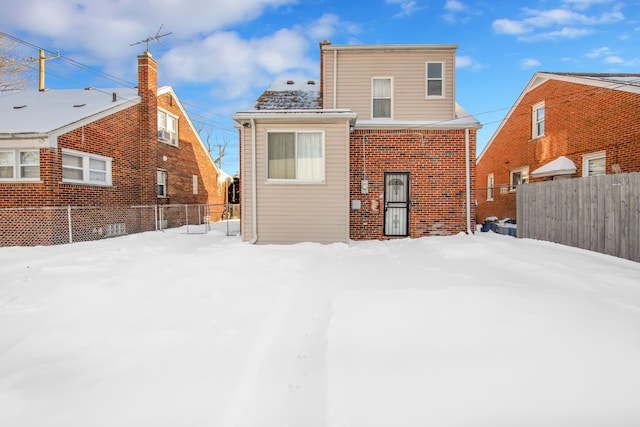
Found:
[349,128,477,239]
[0,104,143,209]
[477,79,640,222]
[156,91,225,209]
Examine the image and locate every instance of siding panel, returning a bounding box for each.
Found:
[243,120,350,243]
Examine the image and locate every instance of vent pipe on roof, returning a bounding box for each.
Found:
[112,92,117,102]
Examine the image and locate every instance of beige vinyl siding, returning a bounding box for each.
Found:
[323,47,456,121]
[242,119,350,244]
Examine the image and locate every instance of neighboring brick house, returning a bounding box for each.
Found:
[0,51,226,245]
[476,72,640,223]
[233,42,481,244]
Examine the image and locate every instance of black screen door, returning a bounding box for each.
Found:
[384,172,409,236]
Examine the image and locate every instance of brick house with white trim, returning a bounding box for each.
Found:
[0,52,227,245]
[476,72,640,223]
[233,42,481,244]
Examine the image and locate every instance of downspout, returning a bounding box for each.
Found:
[465,128,472,235]
[333,49,337,109]
[250,118,258,244]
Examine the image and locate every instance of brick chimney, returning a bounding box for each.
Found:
[319,40,331,108]
[137,51,159,205]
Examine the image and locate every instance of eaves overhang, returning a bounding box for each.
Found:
[232,109,358,125]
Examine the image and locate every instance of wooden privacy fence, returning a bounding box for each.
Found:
[517,172,640,263]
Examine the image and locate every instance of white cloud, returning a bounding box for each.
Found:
[303,13,361,42]
[161,29,315,99]
[385,0,421,17]
[492,19,530,35]
[456,55,486,71]
[520,58,542,69]
[585,46,614,58]
[493,2,624,41]
[604,56,625,64]
[445,0,466,12]
[443,0,478,23]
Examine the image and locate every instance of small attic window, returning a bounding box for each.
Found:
[286,80,295,85]
[73,104,86,108]
[13,105,27,109]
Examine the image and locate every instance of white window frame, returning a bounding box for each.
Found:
[157,169,168,197]
[371,77,393,119]
[510,166,529,192]
[265,130,325,183]
[0,149,40,181]
[158,109,179,146]
[532,101,545,139]
[61,149,112,186]
[487,174,494,201]
[582,151,606,177]
[425,61,445,98]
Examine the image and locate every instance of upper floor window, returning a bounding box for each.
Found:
[510,166,529,191]
[532,101,545,138]
[0,149,40,181]
[487,174,494,201]
[158,109,178,146]
[372,77,392,119]
[582,151,606,177]
[426,62,444,98]
[62,149,112,186]
[267,131,324,182]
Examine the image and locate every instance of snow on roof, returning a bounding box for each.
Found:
[251,79,321,110]
[0,88,140,135]
[531,156,577,178]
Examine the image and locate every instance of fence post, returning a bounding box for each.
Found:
[67,205,73,244]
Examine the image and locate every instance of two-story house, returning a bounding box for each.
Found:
[476,72,640,223]
[0,51,227,246]
[233,42,481,244]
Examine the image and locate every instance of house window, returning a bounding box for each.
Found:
[62,149,111,185]
[372,77,392,119]
[267,131,324,182]
[532,101,545,138]
[487,174,494,201]
[426,62,444,97]
[157,169,167,197]
[158,109,178,146]
[510,167,529,191]
[0,149,40,181]
[192,175,198,195]
[582,151,606,177]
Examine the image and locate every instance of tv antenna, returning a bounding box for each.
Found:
[130,25,172,52]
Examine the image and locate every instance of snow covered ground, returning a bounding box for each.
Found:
[1,221,639,427]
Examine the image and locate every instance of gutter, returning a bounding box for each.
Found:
[250,118,258,244]
[465,128,472,235]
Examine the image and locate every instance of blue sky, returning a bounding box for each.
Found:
[1,0,639,174]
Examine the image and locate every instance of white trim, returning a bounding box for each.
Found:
[371,76,394,120]
[264,129,326,183]
[0,148,41,182]
[487,173,494,201]
[532,101,545,139]
[425,61,445,99]
[157,169,168,197]
[61,148,112,186]
[509,166,529,191]
[582,150,606,177]
[157,107,179,147]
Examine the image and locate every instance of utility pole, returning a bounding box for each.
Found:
[30,49,59,91]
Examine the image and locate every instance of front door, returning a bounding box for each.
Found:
[384,172,409,236]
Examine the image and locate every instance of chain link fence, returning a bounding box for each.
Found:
[0,204,239,247]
